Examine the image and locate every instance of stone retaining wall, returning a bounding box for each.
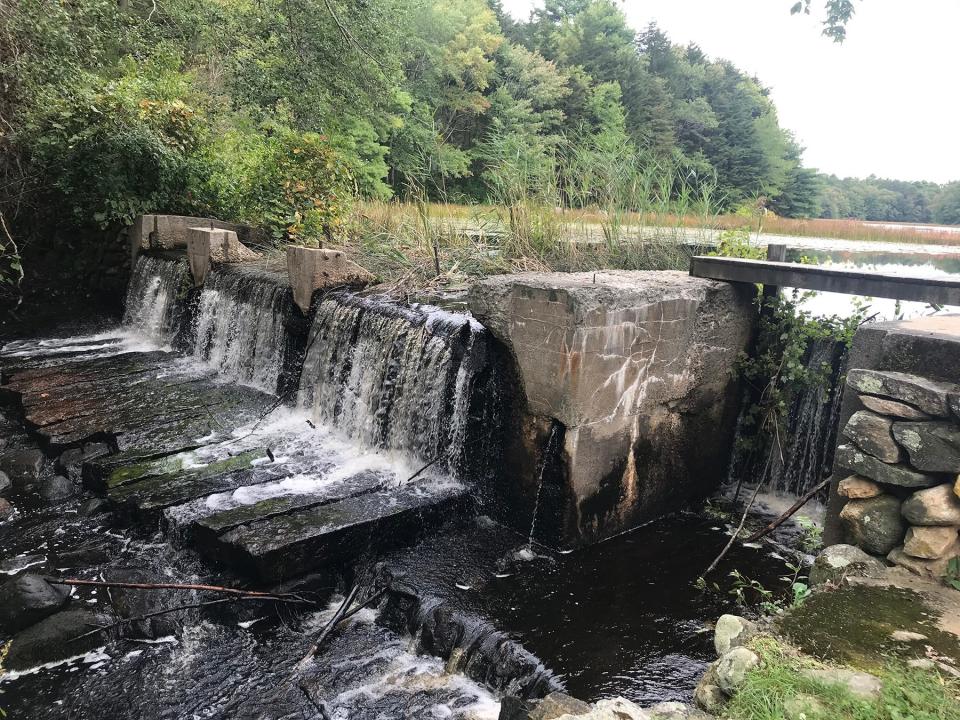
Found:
[825,316,960,581]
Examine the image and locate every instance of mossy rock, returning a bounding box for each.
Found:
[777,584,960,671]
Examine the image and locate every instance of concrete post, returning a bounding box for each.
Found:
[285,246,374,314]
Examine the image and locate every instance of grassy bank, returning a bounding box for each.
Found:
[725,637,960,720]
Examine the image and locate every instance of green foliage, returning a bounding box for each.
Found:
[735,291,865,455]
[945,557,960,592]
[725,637,960,720]
[791,0,859,43]
[197,123,355,245]
[22,50,207,226]
[711,229,766,260]
[795,516,824,553]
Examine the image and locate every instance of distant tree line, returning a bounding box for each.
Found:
[817,176,960,225]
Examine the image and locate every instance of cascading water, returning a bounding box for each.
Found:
[297,294,489,475]
[191,266,291,393]
[123,254,189,343]
[771,338,848,496]
[528,425,559,545]
[730,336,849,498]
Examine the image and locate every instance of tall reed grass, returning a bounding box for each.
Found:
[321,149,959,292]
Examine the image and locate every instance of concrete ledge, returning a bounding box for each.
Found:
[130,214,267,265]
[285,246,374,313]
[186,228,260,286]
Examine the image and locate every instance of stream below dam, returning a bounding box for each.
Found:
[0,251,848,718]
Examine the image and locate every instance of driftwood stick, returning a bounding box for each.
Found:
[46,577,307,602]
[744,477,831,544]
[296,583,362,671]
[70,598,234,642]
[399,455,443,486]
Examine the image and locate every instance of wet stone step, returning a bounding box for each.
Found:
[105,449,273,517]
[176,468,389,547]
[207,482,471,582]
[1,350,171,382]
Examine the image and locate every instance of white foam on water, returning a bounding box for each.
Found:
[326,643,501,720]
[0,647,110,682]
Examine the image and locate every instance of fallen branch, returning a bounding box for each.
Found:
[398,454,443,486]
[46,577,308,603]
[296,583,361,670]
[744,477,831,544]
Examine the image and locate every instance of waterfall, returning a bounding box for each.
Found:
[771,338,848,496]
[297,294,489,474]
[123,255,189,343]
[731,337,849,497]
[191,266,291,394]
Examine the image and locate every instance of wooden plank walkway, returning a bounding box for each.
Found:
[690,255,960,305]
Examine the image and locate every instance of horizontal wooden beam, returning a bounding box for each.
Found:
[690,255,960,306]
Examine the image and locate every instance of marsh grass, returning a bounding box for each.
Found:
[725,637,960,720]
[329,199,707,291]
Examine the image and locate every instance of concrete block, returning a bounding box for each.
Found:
[285,246,374,314]
[186,228,259,286]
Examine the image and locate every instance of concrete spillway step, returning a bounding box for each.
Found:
[99,449,273,517]
[0,352,269,451]
[203,483,470,582]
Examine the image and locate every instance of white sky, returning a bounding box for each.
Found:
[500,0,960,184]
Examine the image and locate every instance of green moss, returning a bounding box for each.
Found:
[777,585,960,671]
[107,449,268,498]
[724,637,960,720]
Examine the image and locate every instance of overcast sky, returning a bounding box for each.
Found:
[500,0,960,184]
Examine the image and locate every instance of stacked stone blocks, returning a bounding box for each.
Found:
[836,368,960,581]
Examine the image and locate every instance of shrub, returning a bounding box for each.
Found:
[20,50,207,226]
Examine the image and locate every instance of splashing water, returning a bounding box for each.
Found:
[297,294,488,473]
[191,266,290,393]
[123,254,189,343]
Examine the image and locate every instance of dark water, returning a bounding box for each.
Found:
[384,513,797,707]
[477,516,792,704]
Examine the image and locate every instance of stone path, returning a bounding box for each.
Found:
[0,342,467,583]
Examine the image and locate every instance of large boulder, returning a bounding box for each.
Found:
[0,497,14,520]
[0,470,11,496]
[846,370,957,418]
[801,668,882,700]
[0,574,69,635]
[108,568,186,639]
[39,474,76,503]
[693,662,725,713]
[837,475,882,499]
[0,449,45,490]
[529,692,592,720]
[842,411,903,463]
[808,544,887,586]
[834,445,938,489]
[903,526,959,559]
[4,608,111,671]
[902,484,960,525]
[858,394,929,420]
[892,421,960,474]
[888,542,960,578]
[468,271,754,545]
[838,495,905,555]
